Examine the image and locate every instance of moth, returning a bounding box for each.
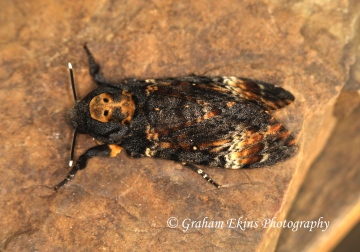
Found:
[54,45,298,190]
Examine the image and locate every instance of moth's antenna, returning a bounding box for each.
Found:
[69,128,77,167]
[68,62,78,167]
[68,62,77,102]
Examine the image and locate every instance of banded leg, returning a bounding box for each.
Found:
[83,44,107,85]
[182,162,221,189]
[54,144,122,191]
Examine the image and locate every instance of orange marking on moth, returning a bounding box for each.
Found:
[240,90,256,97]
[266,124,283,135]
[227,101,236,107]
[204,109,221,119]
[197,83,228,93]
[238,83,257,91]
[147,132,159,141]
[242,129,258,139]
[240,82,263,95]
[235,82,288,110]
[204,111,216,119]
[285,138,296,146]
[209,146,226,153]
[276,131,291,140]
[146,85,159,95]
[90,93,113,122]
[238,83,247,89]
[184,121,193,127]
[179,142,191,151]
[233,143,265,159]
[147,86,158,91]
[198,139,230,149]
[120,91,136,125]
[196,109,222,123]
[275,100,287,107]
[159,142,172,148]
[240,133,264,147]
[262,101,281,110]
[89,91,135,125]
[109,144,122,157]
[175,132,188,140]
[145,125,159,141]
[240,91,263,103]
[239,155,263,165]
[237,88,281,110]
[196,99,208,105]
[285,99,293,104]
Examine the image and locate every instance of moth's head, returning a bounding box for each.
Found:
[68,86,135,143]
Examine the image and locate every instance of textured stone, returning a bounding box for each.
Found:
[277,90,360,252]
[0,0,357,251]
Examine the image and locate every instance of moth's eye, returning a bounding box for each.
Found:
[104,110,109,116]
[103,98,109,103]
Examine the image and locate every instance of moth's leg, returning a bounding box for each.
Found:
[83,44,108,85]
[125,150,143,158]
[54,144,122,191]
[181,162,221,189]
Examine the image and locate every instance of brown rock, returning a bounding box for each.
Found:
[0,0,356,251]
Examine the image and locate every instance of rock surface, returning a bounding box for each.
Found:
[277,90,360,252]
[0,0,357,251]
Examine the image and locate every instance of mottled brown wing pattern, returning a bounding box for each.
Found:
[135,76,297,169]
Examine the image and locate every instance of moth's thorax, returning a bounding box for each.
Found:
[89,91,135,125]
